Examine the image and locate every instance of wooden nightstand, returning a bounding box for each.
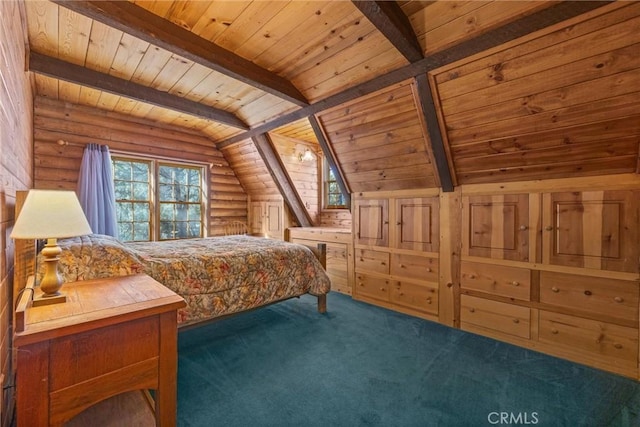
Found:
[14,274,186,426]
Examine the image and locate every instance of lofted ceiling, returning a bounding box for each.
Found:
[24,1,640,208]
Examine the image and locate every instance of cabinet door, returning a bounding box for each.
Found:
[354,199,388,246]
[543,190,639,273]
[462,194,529,261]
[394,197,439,252]
[249,202,264,235]
[265,202,283,239]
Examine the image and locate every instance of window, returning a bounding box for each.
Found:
[324,159,347,209]
[113,156,205,241]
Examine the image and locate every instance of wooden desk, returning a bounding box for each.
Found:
[14,274,186,426]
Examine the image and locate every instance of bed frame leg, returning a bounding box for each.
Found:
[317,294,327,313]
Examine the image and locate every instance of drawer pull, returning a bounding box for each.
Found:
[551,287,559,293]
[426,297,432,304]
[551,328,559,335]
[469,274,476,279]
[519,225,527,231]
[545,226,554,231]
[399,292,404,296]
[469,308,475,313]
[512,281,519,286]
[399,264,405,268]
[426,268,432,273]
[584,290,592,296]
[380,288,386,292]
[512,319,520,324]
[359,282,364,287]
[614,343,623,350]
[614,297,624,303]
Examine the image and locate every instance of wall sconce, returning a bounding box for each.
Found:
[298,148,315,162]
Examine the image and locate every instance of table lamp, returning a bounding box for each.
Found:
[11,189,92,306]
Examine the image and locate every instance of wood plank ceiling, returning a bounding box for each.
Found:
[24,1,640,209]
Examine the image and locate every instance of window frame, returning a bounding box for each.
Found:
[112,154,208,242]
[322,157,348,210]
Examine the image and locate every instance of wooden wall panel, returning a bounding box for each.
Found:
[431,3,640,184]
[318,81,438,193]
[0,1,33,425]
[220,139,280,197]
[269,133,319,225]
[32,97,246,236]
[404,1,554,56]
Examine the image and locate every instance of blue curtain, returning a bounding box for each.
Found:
[77,144,118,238]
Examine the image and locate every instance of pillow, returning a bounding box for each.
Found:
[36,234,145,283]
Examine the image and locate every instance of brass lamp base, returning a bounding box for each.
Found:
[35,238,67,306]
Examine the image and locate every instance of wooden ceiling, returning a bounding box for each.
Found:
[24,1,640,197]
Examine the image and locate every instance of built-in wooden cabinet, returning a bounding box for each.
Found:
[542,191,639,273]
[249,198,286,239]
[353,191,440,321]
[346,176,640,378]
[462,194,530,262]
[286,227,353,295]
[459,181,640,378]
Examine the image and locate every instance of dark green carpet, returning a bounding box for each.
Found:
[177,293,640,426]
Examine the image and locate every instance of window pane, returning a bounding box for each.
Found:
[133,222,150,241]
[133,202,150,221]
[157,163,203,240]
[188,204,201,220]
[113,158,152,242]
[133,182,149,200]
[133,163,149,181]
[160,221,174,240]
[324,160,347,209]
[118,222,133,242]
[188,221,200,238]
[160,203,174,221]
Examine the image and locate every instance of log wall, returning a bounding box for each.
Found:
[0,1,33,425]
[33,97,247,236]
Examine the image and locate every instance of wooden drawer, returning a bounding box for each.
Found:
[460,295,530,339]
[355,273,390,301]
[539,271,639,322]
[539,310,638,370]
[390,253,438,282]
[390,281,438,315]
[355,249,389,275]
[461,261,530,301]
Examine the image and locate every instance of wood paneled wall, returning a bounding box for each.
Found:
[270,133,319,225]
[220,139,280,197]
[33,97,247,236]
[319,210,352,229]
[432,2,640,184]
[317,80,438,193]
[0,1,33,425]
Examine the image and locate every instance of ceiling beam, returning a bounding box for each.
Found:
[413,74,454,192]
[251,134,313,227]
[352,1,423,62]
[308,116,351,210]
[218,1,611,148]
[51,0,308,107]
[29,52,249,130]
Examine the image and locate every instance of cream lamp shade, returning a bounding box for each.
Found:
[11,189,92,305]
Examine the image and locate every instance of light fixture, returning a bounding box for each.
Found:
[298,148,315,162]
[11,189,92,306]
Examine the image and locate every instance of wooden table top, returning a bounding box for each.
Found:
[14,274,185,346]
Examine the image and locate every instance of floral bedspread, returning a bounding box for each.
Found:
[49,234,331,326]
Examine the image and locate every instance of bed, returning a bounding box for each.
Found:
[32,233,331,327]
